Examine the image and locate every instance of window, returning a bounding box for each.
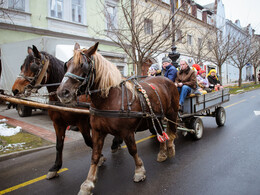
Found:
[176,29,182,42]
[163,25,170,38]
[50,0,63,19]
[198,38,202,47]
[72,0,82,23]
[187,34,192,45]
[144,18,153,35]
[106,4,117,30]
[208,41,212,50]
[8,0,25,11]
[197,9,202,20]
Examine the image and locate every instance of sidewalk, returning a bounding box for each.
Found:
[0,105,83,143]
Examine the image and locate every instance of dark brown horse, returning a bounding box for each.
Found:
[11,45,107,179]
[57,42,179,194]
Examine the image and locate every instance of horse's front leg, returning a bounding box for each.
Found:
[78,129,106,195]
[166,119,177,158]
[77,121,106,167]
[124,133,146,182]
[46,121,66,179]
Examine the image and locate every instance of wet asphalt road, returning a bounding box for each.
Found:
[0,89,260,195]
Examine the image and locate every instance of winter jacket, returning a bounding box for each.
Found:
[163,64,177,82]
[207,75,221,86]
[197,75,209,88]
[175,66,197,89]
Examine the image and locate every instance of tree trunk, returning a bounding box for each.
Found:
[218,64,222,84]
[238,68,242,87]
[254,66,257,84]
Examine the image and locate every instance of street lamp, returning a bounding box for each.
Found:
[168,0,180,67]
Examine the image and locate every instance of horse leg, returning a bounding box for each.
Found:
[78,122,106,167]
[78,129,106,195]
[124,133,146,182]
[111,136,123,153]
[166,114,178,158]
[157,142,168,162]
[46,122,66,179]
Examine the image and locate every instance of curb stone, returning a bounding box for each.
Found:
[0,144,55,162]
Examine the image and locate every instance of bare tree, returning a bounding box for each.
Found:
[96,0,188,75]
[182,27,213,64]
[249,37,260,84]
[230,35,258,87]
[206,28,239,83]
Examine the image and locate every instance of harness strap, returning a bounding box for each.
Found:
[89,106,163,118]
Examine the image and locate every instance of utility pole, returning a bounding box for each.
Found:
[168,0,180,67]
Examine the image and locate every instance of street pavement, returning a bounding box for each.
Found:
[0,88,260,195]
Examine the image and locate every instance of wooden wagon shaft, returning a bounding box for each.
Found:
[0,94,90,115]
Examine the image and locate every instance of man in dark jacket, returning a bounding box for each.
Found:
[162,56,177,82]
[175,59,197,108]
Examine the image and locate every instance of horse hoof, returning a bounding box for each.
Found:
[167,146,175,158]
[157,152,167,162]
[46,171,59,180]
[133,173,146,182]
[78,180,94,195]
[97,156,106,167]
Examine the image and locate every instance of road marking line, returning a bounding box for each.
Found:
[0,168,68,195]
[224,99,246,109]
[121,135,156,149]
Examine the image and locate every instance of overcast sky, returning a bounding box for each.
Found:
[195,0,260,34]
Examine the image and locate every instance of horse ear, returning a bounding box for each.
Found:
[87,42,99,56]
[32,45,41,59]
[74,43,80,51]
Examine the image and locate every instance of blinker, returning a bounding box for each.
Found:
[30,63,39,73]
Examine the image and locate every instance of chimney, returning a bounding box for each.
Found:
[192,4,197,17]
[202,10,207,23]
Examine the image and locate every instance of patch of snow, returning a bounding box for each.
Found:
[0,118,8,123]
[0,142,26,152]
[236,89,244,92]
[0,123,21,136]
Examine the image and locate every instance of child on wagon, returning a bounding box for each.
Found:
[207,69,223,91]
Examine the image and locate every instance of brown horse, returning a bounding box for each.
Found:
[57,42,179,194]
[11,45,107,179]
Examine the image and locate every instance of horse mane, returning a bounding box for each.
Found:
[41,51,65,84]
[74,50,134,97]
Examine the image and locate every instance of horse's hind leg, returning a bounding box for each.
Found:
[47,122,66,179]
[124,133,146,182]
[78,129,106,195]
[111,136,123,153]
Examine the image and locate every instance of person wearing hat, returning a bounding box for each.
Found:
[197,70,211,93]
[175,59,197,110]
[148,63,161,76]
[162,56,177,82]
[207,69,223,91]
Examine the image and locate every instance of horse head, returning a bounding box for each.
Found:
[57,42,99,105]
[12,45,50,96]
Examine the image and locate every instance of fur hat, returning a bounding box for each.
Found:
[162,57,171,64]
[149,63,160,71]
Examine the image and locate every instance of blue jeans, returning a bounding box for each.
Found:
[178,85,191,106]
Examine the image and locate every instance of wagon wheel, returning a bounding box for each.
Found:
[215,107,226,126]
[17,105,32,117]
[190,117,204,140]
